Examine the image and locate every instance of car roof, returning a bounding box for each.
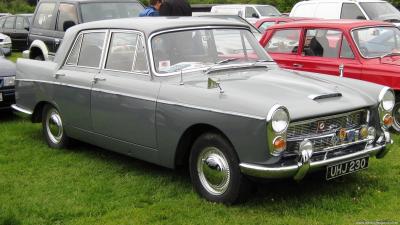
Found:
[68,17,249,36]
[269,19,393,30]
[305,0,384,2]
[257,17,315,23]
[38,0,140,3]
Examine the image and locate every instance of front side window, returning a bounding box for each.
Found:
[105,32,138,72]
[245,7,258,18]
[15,17,24,30]
[4,16,15,29]
[80,3,142,22]
[265,29,301,54]
[255,6,281,17]
[151,28,270,74]
[352,26,400,58]
[57,3,78,31]
[341,3,365,19]
[33,3,56,29]
[360,2,400,21]
[302,29,342,58]
[77,32,106,68]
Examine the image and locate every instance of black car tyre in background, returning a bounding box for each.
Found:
[189,132,252,204]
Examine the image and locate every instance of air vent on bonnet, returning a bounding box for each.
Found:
[308,93,342,100]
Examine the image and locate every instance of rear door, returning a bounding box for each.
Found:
[14,16,29,50]
[263,28,302,69]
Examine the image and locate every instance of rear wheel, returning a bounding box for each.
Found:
[189,133,251,204]
[42,105,69,148]
[392,102,400,132]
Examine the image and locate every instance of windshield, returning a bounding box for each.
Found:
[151,28,271,74]
[352,26,400,58]
[360,2,400,21]
[255,6,281,17]
[80,3,143,22]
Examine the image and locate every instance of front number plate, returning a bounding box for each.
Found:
[326,156,369,180]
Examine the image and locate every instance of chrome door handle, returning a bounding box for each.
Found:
[93,77,106,83]
[53,73,65,79]
[293,63,303,68]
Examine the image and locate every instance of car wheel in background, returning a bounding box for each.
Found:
[42,105,69,148]
[34,55,44,61]
[392,102,400,132]
[189,132,252,204]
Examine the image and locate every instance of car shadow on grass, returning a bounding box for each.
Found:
[0,111,20,122]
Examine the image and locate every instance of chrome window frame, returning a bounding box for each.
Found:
[64,33,83,66]
[63,29,109,69]
[102,29,150,76]
[148,25,259,77]
[350,25,398,59]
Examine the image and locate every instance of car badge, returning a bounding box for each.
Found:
[339,128,347,141]
[347,130,355,142]
[317,121,326,133]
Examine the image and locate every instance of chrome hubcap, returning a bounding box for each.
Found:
[197,147,230,195]
[46,109,63,144]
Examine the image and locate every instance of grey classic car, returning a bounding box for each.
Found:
[13,17,395,204]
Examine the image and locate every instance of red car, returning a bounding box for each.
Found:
[260,19,400,131]
[255,17,315,33]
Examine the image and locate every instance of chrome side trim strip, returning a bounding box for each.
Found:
[157,99,265,120]
[91,88,157,102]
[240,144,386,179]
[11,104,33,115]
[17,78,92,91]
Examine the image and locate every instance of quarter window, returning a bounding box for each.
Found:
[265,29,301,54]
[341,3,365,19]
[33,3,56,29]
[340,37,355,59]
[4,16,15,29]
[56,3,78,31]
[302,29,342,58]
[66,34,83,65]
[77,32,106,68]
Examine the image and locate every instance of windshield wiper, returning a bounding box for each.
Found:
[380,52,400,59]
[204,57,240,74]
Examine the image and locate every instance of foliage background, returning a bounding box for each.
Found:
[0,0,399,14]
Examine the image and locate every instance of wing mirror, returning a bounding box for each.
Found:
[63,20,76,32]
[356,15,367,20]
[252,13,259,18]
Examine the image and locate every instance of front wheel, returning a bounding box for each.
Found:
[189,133,252,204]
[42,105,69,148]
[392,102,400,133]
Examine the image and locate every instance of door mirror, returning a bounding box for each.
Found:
[356,15,366,20]
[24,25,30,31]
[63,20,76,32]
[252,13,259,18]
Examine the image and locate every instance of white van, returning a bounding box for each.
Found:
[290,0,400,26]
[211,4,281,24]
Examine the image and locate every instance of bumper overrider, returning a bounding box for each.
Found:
[240,134,391,181]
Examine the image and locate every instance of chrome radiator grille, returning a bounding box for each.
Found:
[286,109,368,153]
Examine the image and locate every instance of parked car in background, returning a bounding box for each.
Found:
[211,4,281,24]
[0,14,32,51]
[13,17,394,204]
[0,33,12,56]
[0,48,16,111]
[260,19,400,131]
[25,0,144,61]
[255,17,315,33]
[193,12,262,39]
[0,13,11,18]
[290,0,400,26]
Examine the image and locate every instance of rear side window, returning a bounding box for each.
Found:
[265,29,301,54]
[15,17,24,30]
[33,3,56,29]
[341,3,365,19]
[302,29,342,58]
[4,16,15,29]
[78,32,106,68]
[314,3,341,19]
[56,3,78,31]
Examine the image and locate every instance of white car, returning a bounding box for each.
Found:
[290,0,400,26]
[211,4,281,24]
[0,33,11,56]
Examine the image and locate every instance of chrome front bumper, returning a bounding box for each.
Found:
[240,134,392,181]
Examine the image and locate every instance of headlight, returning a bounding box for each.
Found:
[267,105,290,156]
[3,76,15,87]
[270,107,289,133]
[379,88,395,112]
[3,35,11,43]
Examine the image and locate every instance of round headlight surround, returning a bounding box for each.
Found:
[270,107,290,134]
[379,88,395,112]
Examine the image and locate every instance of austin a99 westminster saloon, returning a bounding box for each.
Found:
[13,17,395,204]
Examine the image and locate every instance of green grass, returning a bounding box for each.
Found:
[6,52,22,63]
[2,52,400,224]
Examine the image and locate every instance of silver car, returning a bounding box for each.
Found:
[12,17,395,204]
[0,33,12,56]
